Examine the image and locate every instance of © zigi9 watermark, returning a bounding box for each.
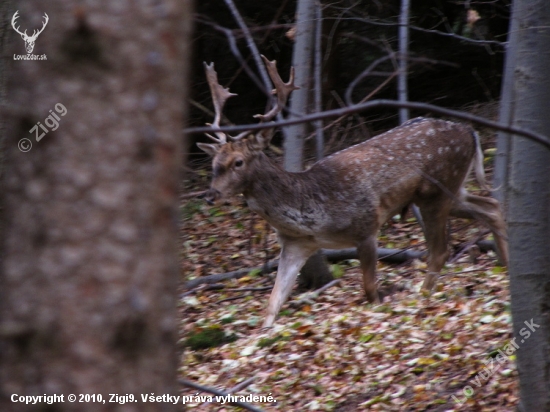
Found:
[18,103,68,152]
[450,318,540,405]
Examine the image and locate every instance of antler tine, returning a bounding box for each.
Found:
[231,131,252,141]
[204,62,237,144]
[30,13,49,39]
[254,55,299,122]
[11,11,26,37]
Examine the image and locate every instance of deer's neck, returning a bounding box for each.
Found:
[241,153,335,236]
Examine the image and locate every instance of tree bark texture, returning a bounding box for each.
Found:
[284,0,315,172]
[284,0,334,290]
[505,1,550,410]
[0,1,193,411]
[397,0,410,124]
[494,0,520,211]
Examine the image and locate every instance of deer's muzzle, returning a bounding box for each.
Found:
[204,188,221,205]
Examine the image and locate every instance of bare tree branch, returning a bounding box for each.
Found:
[195,16,267,95]
[222,0,272,93]
[185,99,550,149]
[324,12,505,47]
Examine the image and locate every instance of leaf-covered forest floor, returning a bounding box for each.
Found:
[178,154,517,411]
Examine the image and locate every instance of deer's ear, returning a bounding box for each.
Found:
[197,142,219,157]
[250,128,274,151]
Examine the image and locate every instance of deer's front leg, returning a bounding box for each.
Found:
[358,236,380,303]
[263,238,316,328]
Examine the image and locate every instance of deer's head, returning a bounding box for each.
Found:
[12,11,49,54]
[197,56,297,205]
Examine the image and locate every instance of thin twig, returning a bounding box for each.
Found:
[217,294,248,304]
[290,278,342,308]
[226,286,273,292]
[180,283,226,298]
[180,190,206,200]
[449,229,490,263]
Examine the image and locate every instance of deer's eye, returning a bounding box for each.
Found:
[234,159,244,168]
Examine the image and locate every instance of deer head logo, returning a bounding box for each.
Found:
[12,10,49,54]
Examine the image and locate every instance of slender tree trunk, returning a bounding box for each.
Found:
[0,1,193,411]
[397,0,410,124]
[494,0,520,211]
[504,1,550,410]
[284,0,315,172]
[313,0,324,161]
[287,0,333,289]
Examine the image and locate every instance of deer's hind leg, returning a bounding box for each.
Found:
[450,189,508,265]
[417,196,453,291]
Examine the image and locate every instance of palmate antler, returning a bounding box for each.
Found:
[203,62,237,144]
[202,55,298,145]
[254,55,299,123]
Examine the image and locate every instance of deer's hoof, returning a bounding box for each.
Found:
[421,272,439,291]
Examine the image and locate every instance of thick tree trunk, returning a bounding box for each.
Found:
[504,1,550,410]
[0,2,193,411]
[0,0,13,179]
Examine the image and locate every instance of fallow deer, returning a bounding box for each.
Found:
[197,56,508,328]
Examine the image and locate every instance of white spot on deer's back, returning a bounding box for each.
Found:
[438,147,443,154]
[427,129,435,136]
[427,154,433,160]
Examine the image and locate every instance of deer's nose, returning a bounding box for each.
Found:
[204,189,221,205]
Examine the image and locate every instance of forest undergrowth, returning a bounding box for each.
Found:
[178,141,517,411]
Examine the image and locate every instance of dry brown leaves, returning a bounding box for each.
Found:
[178,197,517,411]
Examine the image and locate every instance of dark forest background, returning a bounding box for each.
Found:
[189,0,510,158]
